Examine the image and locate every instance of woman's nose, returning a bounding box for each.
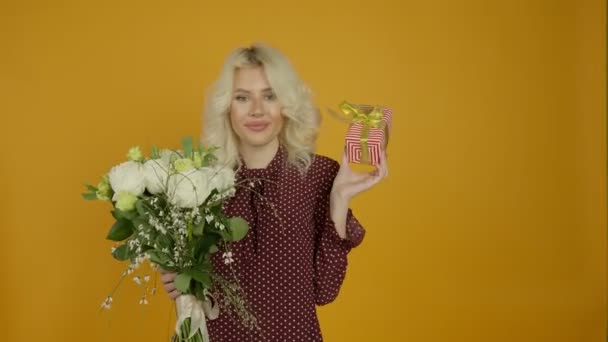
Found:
[249,98,264,117]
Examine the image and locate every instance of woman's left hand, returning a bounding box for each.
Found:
[331,150,389,202]
[329,150,388,239]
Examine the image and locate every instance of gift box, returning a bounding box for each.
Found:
[338,101,392,165]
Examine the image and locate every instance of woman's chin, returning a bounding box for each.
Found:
[240,136,278,149]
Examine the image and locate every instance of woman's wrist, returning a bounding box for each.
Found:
[329,190,350,239]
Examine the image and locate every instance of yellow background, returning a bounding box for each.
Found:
[0,0,605,341]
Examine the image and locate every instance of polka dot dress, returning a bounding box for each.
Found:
[206,144,365,341]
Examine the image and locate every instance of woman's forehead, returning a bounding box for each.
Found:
[233,67,272,91]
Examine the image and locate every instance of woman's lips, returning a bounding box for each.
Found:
[244,122,270,132]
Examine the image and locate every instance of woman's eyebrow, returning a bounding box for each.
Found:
[234,88,274,93]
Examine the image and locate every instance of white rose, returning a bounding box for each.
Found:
[143,158,170,195]
[167,169,212,208]
[160,149,181,164]
[108,161,145,201]
[209,166,235,192]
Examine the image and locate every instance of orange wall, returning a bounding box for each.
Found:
[0,0,605,341]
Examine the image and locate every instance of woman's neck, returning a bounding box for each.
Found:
[239,139,279,169]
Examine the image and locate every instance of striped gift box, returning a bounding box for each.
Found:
[345,105,392,165]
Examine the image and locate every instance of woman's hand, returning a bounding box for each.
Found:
[159,268,182,300]
[331,150,389,202]
[329,150,388,239]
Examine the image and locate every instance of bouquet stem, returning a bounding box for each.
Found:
[174,295,208,342]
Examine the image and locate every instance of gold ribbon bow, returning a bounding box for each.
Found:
[330,101,388,164]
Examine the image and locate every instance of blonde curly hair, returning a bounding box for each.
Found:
[201,43,320,172]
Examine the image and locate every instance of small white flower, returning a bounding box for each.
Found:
[143,275,150,283]
[133,276,142,285]
[206,215,214,223]
[139,297,148,305]
[222,251,234,264]
[100,296,113,310]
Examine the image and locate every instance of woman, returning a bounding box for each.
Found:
[161,43,388,341]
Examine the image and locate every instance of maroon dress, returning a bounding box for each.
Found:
[206,145,365,341]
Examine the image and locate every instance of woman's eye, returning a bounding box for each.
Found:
[235,96,247,102]
[265,94,276,101]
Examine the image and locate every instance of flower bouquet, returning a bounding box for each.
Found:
[83,137,256,342]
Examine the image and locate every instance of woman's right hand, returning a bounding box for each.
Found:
[159,268,182,300]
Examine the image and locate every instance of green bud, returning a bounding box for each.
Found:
[115,191,137,211]
[96,175,112,201]
[127,146,144,162]
[193,153,203,168]
[174,158,194,173]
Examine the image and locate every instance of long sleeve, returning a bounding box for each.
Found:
[312,160,366,306]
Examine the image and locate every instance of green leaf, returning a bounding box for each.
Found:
[135,200,148,217]
[175,273,192,293]
[192,220,205,236]
[135,199,152,222]
[188,269,211,288]
[85,184,98,192]
[132,216,151,232]
[140,245,154,253]
[147,250,163,265]
[181,136,193,159]
[113,208,138,221]
[111,244,130,261]
[106,219,134,241]
[112,209,124,219]
[228,217,249,241]
[192,259,212,273]
[151,145,159,159]
[208,244,218,254]
[155,234,173,247]
[219,229,231,241]
[82,192,97,200]
[193,232,220,260]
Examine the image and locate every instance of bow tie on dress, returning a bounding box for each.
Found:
[236,146,286,254]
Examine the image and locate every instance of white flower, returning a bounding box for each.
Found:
[222,251,234,264]
[208,166,235,193]
[143,158,170,195]
[108,161,145,199]
[101,296,113,310]
[133,276,141,285]
[160,149,181,164]
[167,169,211,208]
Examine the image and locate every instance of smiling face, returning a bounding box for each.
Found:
[229,66,284,150]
